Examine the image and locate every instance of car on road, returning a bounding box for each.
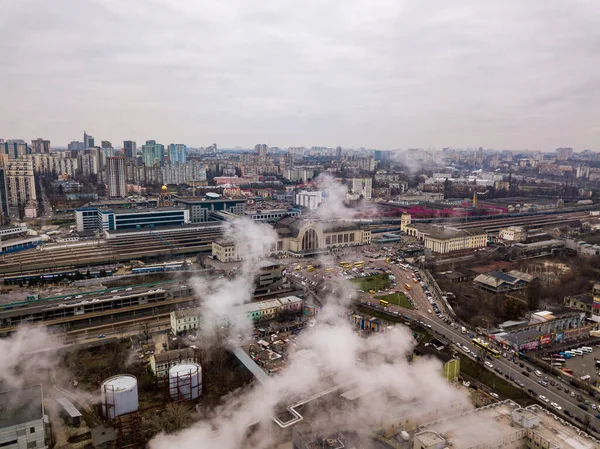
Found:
[462,345,470,353]
[564,410,573,417]
[527,389,536,396]
[539,381,548,387]
[484,361,493,368]
[550,402,562,411]
[592,404,598,410]
[489,392,499,399]
[534,370,542,377]
[97,334,105,339]
[578,404,589,411]
[521,371,529,377]
[539,395,549,403]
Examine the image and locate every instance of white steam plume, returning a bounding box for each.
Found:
[0,326,64,391]
[149,300,470,449]
[190,218,279,346]
[314,173,378,220]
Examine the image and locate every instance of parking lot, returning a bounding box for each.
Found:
[563,346,600,381]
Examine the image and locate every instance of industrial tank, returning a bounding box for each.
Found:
[101,375,139,419]
[169,363,202,401]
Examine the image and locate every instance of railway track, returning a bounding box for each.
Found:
[451,211,589,232]
[0,295,199,335]
[0,230,222,276]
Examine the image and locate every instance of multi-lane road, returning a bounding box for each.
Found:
[352,261,600,435]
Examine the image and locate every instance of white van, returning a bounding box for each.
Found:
[580,347,593,353]
[572,349,583,356]
[534,370,542,377]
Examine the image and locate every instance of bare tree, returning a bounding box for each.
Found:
[140,403,196,443]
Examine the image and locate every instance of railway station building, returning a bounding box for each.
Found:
[75,206,190,232]
[212,216,371,261]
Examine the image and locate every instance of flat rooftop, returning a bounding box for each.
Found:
[419,401,597,449]
[0,385,44,427]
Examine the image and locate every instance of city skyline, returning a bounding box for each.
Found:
[1,1,599,150]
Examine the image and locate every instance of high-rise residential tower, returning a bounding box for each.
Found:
[4,158,37,210]
[1,140,28,159]
[31,138,51,154]
[142,140,165,167]
[168,144,187,164]
[255,144,268,164]
[106,156,126,198]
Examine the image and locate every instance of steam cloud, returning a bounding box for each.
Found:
[190,218,279,346]
[151,224,472,448]
[0,326,64,391]
[314,173,378,220]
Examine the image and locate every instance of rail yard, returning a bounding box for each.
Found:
[0,225,223,277]
[0,281,196,335]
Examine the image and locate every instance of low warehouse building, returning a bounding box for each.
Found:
[473,270,536,293]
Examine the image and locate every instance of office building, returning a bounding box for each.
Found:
[75,206,190,232]
[106,157,126,198]
[556,147,573,161]
[168,144,187,164]
[350,177,372,199]
[142,140,165,167]
[295,191,323,210]
[3,158,37,213]
[173,197,246,223]
[83,131,94,148]
[169,308,203,335]
[0,385,48,449]
[67,140,85,151]
[1,140,28,159]
[255,144,268,164]
[123,140,137,160]
[101,140,112,149]
[31,138,50,154]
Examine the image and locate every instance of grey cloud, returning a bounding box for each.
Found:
[0,0,598,149]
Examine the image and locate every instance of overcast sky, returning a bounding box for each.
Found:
[1,0,599,150]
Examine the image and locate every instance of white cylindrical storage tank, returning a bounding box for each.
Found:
[101,375,139,419]
[169,363,202,401]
